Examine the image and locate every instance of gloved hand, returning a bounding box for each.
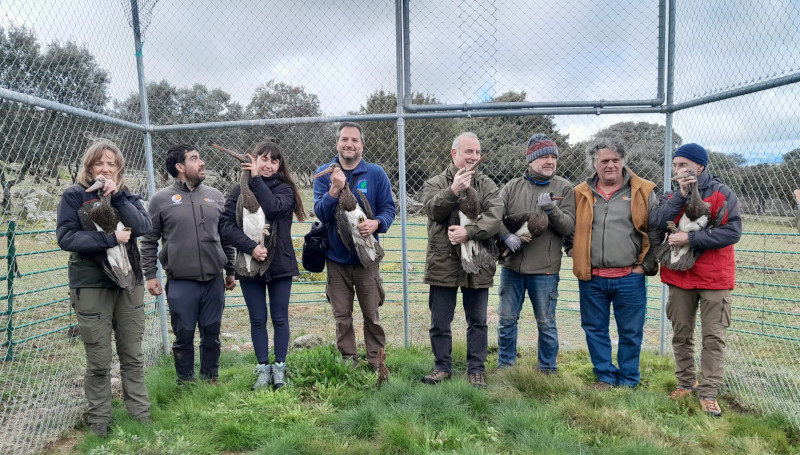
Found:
[537,192,556,211]
[502,233,522,252]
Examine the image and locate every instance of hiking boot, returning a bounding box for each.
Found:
[422,369,451,385]
[89,422,108,438]
[496,363,513,372]
[468,373,487,389]
[699,396,722,417]
[136,416,151,425]
[252,364,272,390]
[592,381,613,391]
[272,362,286,389]
[669,382,698,400]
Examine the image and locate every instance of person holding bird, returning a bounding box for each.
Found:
[421,132,502,389]
[56,138,152,438]
[650,143,742,417]
[219,141,306,390]
[313,122,396,374]
[496,134,575,374]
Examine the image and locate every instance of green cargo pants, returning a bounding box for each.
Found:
[71,286,150,424]
[666,285,732,398]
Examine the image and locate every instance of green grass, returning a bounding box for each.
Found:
[56,344,800,455]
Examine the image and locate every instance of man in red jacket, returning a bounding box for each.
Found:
[650,143,742,417]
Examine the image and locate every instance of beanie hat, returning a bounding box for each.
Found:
[526,134,558,163]
[673,143,708,167]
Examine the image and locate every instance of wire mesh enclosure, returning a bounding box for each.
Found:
[2,0,800,452]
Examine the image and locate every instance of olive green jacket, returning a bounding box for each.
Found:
[422,163,503,288]
[498,173,575,275]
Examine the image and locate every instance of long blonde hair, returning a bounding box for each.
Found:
[76,138,127,190]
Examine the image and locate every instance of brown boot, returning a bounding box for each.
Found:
[699,396,722,417]
[422,369,451,385]
[669,382,698,400]
[468,373,487,389]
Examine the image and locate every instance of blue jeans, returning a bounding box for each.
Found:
[497,269,559,371]
[241,277,292,364]
[579,272,647,387]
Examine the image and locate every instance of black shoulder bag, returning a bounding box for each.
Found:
[301,220,328,273]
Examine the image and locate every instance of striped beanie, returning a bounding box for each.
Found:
[526,134,558,163]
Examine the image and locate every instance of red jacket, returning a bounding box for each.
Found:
[650,172,742,290]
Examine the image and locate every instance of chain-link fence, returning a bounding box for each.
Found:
[2,0,800,453]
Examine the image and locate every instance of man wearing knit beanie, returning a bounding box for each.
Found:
[650,142,742,417]
[495,133,575,373]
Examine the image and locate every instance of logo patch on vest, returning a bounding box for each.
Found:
[171,194,182,204]
[356,179,368,194]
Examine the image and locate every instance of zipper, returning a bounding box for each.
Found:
[77,312,101,319]
[189,191,206,277]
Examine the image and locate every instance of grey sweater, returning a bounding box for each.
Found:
[140,180,235,281]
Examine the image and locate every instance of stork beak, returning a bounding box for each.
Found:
[212,144,248,163]
[314,166,335,178]
[85,175,106,193]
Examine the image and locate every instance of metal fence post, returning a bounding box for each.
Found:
[5,220,16,361]
[130,0,170,355]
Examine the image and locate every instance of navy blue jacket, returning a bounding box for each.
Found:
[313,157,396,265]
[219,175,299,282]
[57,184,152,288]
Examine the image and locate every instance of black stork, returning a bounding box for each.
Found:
[497,192,563,259]
[314,162,383,269]
[213,144,276,277]
[78,175,140,292]
[655,170,727,271]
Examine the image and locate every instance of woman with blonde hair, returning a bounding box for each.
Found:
[56,138,152,437]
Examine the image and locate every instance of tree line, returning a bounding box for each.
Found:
[2,26,798,216]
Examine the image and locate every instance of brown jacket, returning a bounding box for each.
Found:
[572,167,658,281]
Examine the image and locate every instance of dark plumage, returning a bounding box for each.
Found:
[451,186,498,273]
[656,172,726,271]
[315,163,384,269]
[77,176,140,292]
[213,144,277,277]
[496,192,556,259]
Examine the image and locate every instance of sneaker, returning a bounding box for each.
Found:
[669,382,698,400]
[496,363,513,372]
[252,364,272,390]
[538,369,557,375]
[89,422,108,438]
[422,369,451,385]
[699,396,722,417]
[272,362,286,389]
[468,373,487,389]
[592,381,613,391]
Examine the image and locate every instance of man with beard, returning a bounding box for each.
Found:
[141,145,236,383]
[313,123,396,371]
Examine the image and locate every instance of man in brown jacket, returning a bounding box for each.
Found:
[571,137,659,389]
[421,132,503,389]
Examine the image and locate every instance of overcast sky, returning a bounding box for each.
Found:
[3,0,799,162]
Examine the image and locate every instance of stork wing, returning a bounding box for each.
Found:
[357,190,375,220]
[335,209,355,252]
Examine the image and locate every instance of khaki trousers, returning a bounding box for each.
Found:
[666,285,732,398]
[71,286,150,424]
[326,260,386,369]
